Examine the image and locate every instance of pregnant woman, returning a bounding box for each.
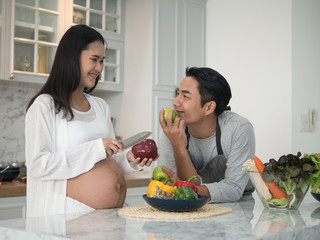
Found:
[25,25,156,218]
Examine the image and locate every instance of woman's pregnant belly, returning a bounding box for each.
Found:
[67,157,127,209]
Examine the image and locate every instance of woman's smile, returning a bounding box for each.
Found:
[88,72,99,80]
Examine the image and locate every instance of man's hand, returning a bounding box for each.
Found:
[159,108,187,150]
[161,166,179,183]
[127,150,159,167]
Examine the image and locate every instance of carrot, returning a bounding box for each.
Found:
[253,155,288,199]
[253,155,265,172]
[317,153,320,157]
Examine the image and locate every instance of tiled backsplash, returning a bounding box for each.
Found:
[0,80,41,164]
[0,79,120,165]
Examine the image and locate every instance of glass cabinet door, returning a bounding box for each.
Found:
[73,0,122,36]
[104,47,119,83]
[72,0,124,91]
[98,40,123,91]
[14,0,59,75]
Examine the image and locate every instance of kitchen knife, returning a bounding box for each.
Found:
[120,131,152,149]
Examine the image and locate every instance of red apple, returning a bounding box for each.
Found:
[132,139,158,159]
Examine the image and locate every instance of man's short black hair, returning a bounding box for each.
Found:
[185,67,232,116]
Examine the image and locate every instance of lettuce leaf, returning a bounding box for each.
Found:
[305,153,320,192]
[266,197,289,208]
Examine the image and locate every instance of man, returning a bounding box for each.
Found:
[158,67,255,202]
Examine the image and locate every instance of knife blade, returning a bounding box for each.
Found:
[120,131,152,149]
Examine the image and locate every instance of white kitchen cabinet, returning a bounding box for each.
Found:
[152,0,207,148]
[125,186,148,206]
[71,0,125,91]
[0,188,144,220]
[4,0,65,84]
[0,0,6,80]
[1,0,125,92]
[0,196,26,220]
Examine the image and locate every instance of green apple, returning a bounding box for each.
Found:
[152,165,169,181]
[163,107,178,123]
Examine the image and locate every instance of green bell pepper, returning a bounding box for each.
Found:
[174,186,198,199]
[152,165,169,182]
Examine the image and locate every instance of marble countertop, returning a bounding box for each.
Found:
[0,191,320,240]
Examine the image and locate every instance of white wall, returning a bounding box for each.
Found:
[206,0,293,161]
[292,0,320,154]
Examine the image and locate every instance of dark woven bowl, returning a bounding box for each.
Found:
[0,166,20,181]
[143,194,210,212]
[311,192,320,202]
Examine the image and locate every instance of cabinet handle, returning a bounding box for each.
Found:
[9,73,14,79]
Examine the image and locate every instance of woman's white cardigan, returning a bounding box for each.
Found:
[25,94,136,217]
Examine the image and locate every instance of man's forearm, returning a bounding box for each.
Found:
[173,146,200,184]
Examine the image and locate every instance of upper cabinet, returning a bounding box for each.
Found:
[152,0,207,144]
[71,0,124,91]
[153,0,206,93]
[73,0,124,41]
[11,0,61,83]
[2,0,124,92]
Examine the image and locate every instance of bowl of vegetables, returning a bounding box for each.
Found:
[144,174,210,212]
[307,153,320,202]
[143,194,210,212]
[243,153,316,210]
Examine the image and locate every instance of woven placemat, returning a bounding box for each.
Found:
[118,204,232,220]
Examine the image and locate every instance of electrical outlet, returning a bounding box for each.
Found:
[301,114,309,132]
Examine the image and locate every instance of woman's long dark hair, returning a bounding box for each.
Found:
[26,24,106,119]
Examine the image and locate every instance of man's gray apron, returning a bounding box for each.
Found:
[185,120,254,194]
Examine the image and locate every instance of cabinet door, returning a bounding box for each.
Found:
[125,187,148,206]
[8,0,63,83]
[96,39,124,91]
[71,0,125,91]
[72,0,124,42]
[0,196,26,220]
[153,0,206,93]
[0,0,5,80]
[152,0,206,166]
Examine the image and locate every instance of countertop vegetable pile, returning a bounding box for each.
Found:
[147,166,198,200]
[261,152,315,208]
[243,152,317,209]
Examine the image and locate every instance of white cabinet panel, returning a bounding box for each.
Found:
[152,90,177,146]
[0,0,6,80]
[153,0,206,93]
[184,1,206,68]
[125,187,147,206]
[0,21,5,80]
[0,197,26,220]
[152,0,207,151]
[153,0,178,91]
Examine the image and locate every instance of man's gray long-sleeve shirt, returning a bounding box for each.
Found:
[158,111,255,203]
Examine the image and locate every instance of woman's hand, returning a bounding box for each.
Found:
[102,138,123,156]
[126,151,159,167]
[159,108,187,150]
